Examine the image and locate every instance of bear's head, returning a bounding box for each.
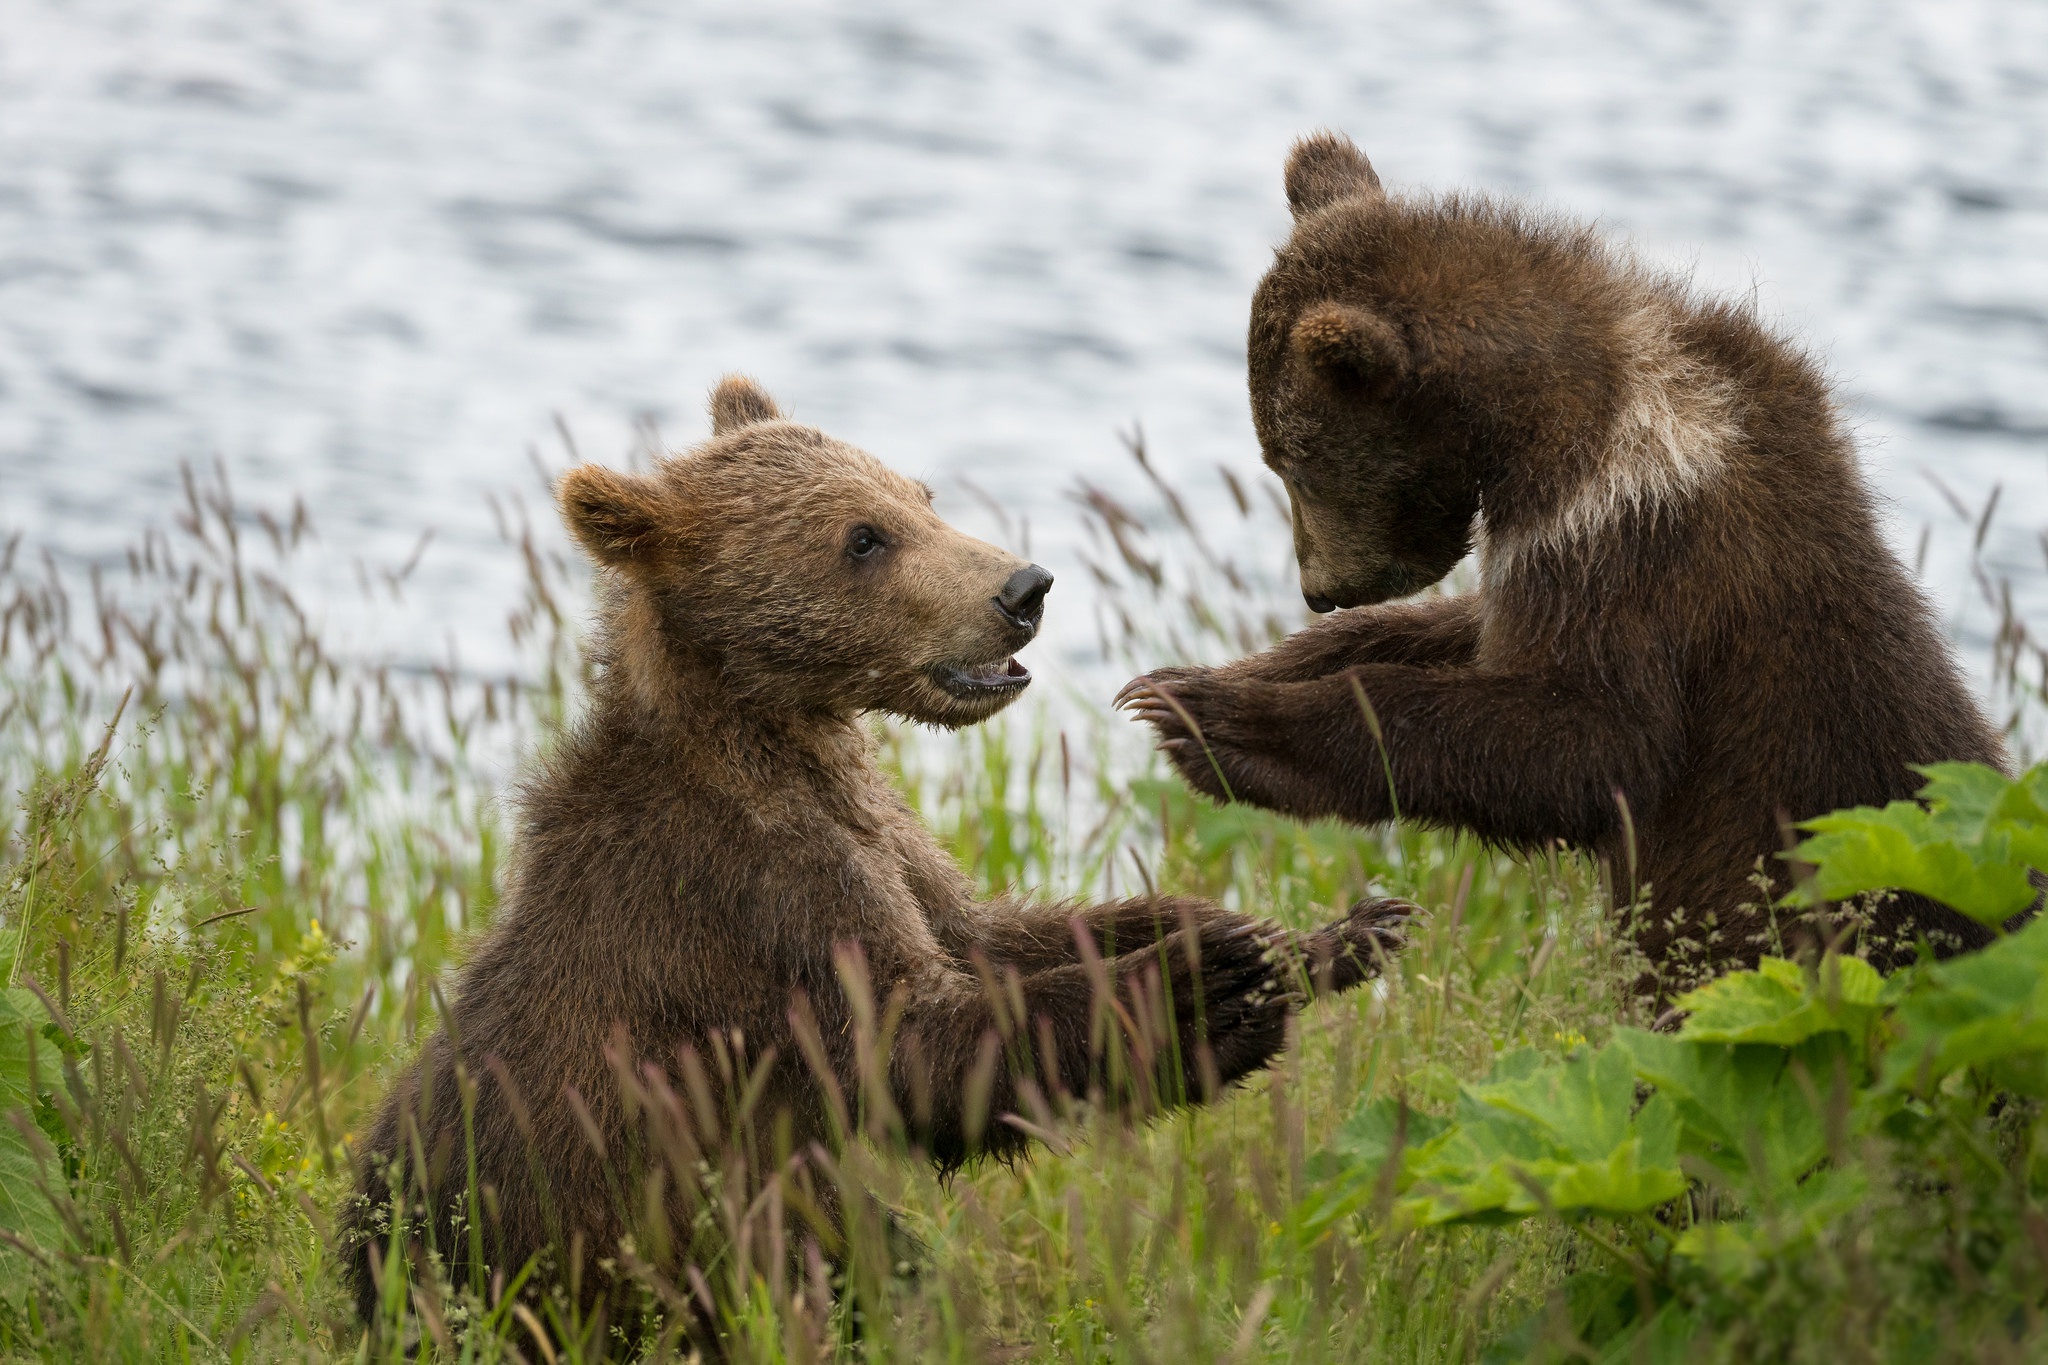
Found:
[556,377,1051,728]
[1248,133,1628,611]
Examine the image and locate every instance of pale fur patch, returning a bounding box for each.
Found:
[1480,297,1742,580]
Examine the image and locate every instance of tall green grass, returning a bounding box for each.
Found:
[0,450,2041,1361]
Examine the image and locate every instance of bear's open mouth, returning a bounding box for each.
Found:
[933,657,1031,699]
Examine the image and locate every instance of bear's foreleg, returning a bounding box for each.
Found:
[1126,663,1678,850]
[945,894,1238,973]
[951,893,1407,997]
[1117,596,1481,702]
[894,915,1319,1165]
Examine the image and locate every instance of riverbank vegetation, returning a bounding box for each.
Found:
[5,452,2048,1361]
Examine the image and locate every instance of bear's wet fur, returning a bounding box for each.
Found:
[1124,134,2005,988]
[340,376,1408,1335]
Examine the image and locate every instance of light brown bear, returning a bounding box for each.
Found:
[340,376,1408,1335]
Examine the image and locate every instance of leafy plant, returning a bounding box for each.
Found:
[0,946,65,1269]
[1789,761,2048,926]
[1304,760,2048,1361]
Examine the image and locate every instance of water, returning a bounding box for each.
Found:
[3,0,2046,697]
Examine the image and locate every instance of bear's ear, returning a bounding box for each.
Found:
[1285,132,1383,219]
[557,464,674,569]
[709,374,784,435]
[1291,304,1409,396]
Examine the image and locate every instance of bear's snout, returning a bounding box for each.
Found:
[994,564,1054,634]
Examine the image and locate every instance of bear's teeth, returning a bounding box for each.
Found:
[955,658,1025,685]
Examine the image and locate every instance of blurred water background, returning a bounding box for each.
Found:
[3,0,2045,703]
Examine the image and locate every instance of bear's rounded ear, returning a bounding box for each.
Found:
[709,374,784,435]
[557,464,674,569]
[1291,304,1408,396]
[1284,132,1383,219]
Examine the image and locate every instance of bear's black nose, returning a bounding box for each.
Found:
[995,564,1054,631]
[1304,591,1337,614]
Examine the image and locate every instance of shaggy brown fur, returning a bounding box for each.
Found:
[340,377,1407,1332]
[1123,133,2005,984]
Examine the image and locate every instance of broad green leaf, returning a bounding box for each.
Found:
[1792,801,2035,926]
[0,988,63,1259]
[1928,759,2048,839]
[1911,761,2017,838]
[2006,764,2048,828]
[1324,1095,1449,1168]
[1939,760,2048,894]
[1590,1302,1700,1365]
[0,988,58,1122]
[1295,1097,1450,1238]
[1675,1222,1762,1281]
[1303,1047,1688,1233]
[1469,1043,1643,1162]
[1777,1165,1870,1228]
[1401,1139,1686,1225]
[1399,1048,1685,1224]
[1883,915,2048,1095]
[1674,955,1884,1046]
[1789,760,2048,928]
[1612,1029,1847,1202]
[1481,1271,1687,1365]
[0,1127,63,1261]
[1672,1167,1870,1289]
[1540,1096,1684,1213]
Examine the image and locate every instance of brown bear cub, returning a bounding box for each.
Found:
[341,376,1407,1329]
[1123,133,2006,985]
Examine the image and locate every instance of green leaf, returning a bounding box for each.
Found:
[1883,914,2048,1095]
[0,988,58,1121]
[1788,760,2048,928]
[1400,1047,1685,1224]
[1792,801,2036,926]
[1590,1302,1699,1365]
[1301,1047,1689,1235]
[1674,955,1884,1046]
[1326,1094,1449,1168]
[0,988,64,1260]
[0,1129,63,1263]
[1295,1097,1449,1239]
[1612,1028,1846,1202]
[1776,1164,1871,1228]
[1671,1167,1869,1290]
[1911,761,2017,838]
[1540,1096,1683,1213]
[1471,1044,1643,1162]
[1481,1271,1691,1365]
[1674,1221,1762,1281]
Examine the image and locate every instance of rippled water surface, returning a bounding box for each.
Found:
[4,0,2046,688]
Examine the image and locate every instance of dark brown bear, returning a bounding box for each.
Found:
[341,376,1406,1333]
[1122,133,2006,984]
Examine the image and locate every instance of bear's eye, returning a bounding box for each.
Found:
[846,526,887,560]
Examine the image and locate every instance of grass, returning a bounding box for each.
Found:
[0,448,2043,1361]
